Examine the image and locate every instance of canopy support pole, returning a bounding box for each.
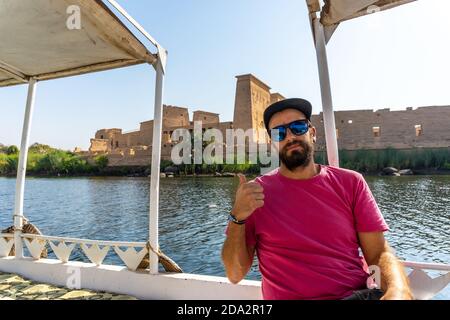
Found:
[148,59,165,274]
[14,79,37,259]
[313,18,339,167]
[104,0,168,274]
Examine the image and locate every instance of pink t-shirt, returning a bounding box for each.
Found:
[243,165,389,300]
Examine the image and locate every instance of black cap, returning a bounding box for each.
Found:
[263,98,312,130]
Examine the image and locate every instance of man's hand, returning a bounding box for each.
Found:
[222,174,260,284]
[231,174,264,221]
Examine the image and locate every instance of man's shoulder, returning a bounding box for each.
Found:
[254,167,280,184]
[323,165,364,182]
[253,165,364,184]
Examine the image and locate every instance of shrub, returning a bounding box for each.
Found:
[94,155,109,170]
[6,145,19,155]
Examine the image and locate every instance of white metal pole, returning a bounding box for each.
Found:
[104,0,167,73]
[149,59,164,274]
[14,78,37,259]
[105,0,159,49]
[313,19,339,167]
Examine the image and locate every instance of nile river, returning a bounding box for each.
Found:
[0,175,449,299]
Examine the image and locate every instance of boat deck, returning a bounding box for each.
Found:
[0,272,137,300]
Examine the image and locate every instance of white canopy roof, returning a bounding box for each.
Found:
[0,0,157,87]
[314,0,416,25]
[307,0,416,41]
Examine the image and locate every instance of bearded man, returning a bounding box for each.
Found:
[222,98,413,300]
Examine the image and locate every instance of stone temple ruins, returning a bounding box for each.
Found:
[76,74,450,166]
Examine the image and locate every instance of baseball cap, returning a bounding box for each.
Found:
[263,98,312,131]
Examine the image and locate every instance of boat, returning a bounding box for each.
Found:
[0,0,449,300]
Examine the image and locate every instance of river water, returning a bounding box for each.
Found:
[0,175,448,299]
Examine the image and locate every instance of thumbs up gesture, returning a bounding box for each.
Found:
[231,174,265,221]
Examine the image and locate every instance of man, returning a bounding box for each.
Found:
[222,98,413,300]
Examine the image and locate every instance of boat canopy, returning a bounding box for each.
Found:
[0,0,157,87]
[307,0,417,25]
[1,0,166,274]
[306,2,450,298]
[307,0,416,42]
[305,0,417,167]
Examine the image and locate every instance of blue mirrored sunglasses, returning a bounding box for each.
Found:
[270,119,310,142]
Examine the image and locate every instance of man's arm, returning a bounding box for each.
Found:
[222,223,255,284]
[222,174,264,284]
[358,232,414,300]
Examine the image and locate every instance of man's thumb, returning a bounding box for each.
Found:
[238,173,247,185]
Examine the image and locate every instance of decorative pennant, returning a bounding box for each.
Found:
[49,241,76,263]
[114,246,148,271]
[0,237,14,257]
[81,243,109,266]
[23,238,47,260]
[408,268,450,300]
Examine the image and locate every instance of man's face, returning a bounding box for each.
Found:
[268,109,316,171]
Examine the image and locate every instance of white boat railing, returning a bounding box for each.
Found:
[0,233,14,258]
[0,233,148,272]
[401,260,450,300]
[1,233,449,299]
[403,261,450,272]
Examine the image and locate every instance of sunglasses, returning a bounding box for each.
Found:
[269,119,311,142]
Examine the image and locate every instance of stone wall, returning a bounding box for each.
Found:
[311,106,450,150]
[193,111,219,124]
[163,105,189,128]
[89,139,108,153]
[86,73,450,166]
[233,74,283,144]
[270,92,285,104]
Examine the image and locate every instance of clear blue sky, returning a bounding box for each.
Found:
[1,0,449,150]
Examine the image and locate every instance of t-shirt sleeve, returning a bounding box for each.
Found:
[224,209,257,248]
[353,174,389,232]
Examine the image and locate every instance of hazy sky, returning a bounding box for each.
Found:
[1,0,449,150]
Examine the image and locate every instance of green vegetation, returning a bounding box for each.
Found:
[443,162,450,170]
[94,155,109,170]
[1,143,448,177]
[0,143,96,176]
[6,145,19,155]
[171,147,450,175]
[174,161,261,175]
[317,147,450,173]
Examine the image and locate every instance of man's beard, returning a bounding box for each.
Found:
[279,140,313,171]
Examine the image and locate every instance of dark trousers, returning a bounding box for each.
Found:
[342,288,384,300]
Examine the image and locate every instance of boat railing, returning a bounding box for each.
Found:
[0,233,14,258]
[0,233,148,271]
[402,261,450,272]
[401,260,450,300]
[2,232,449,299]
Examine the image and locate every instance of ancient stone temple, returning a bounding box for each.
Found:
[78,73,450,166]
